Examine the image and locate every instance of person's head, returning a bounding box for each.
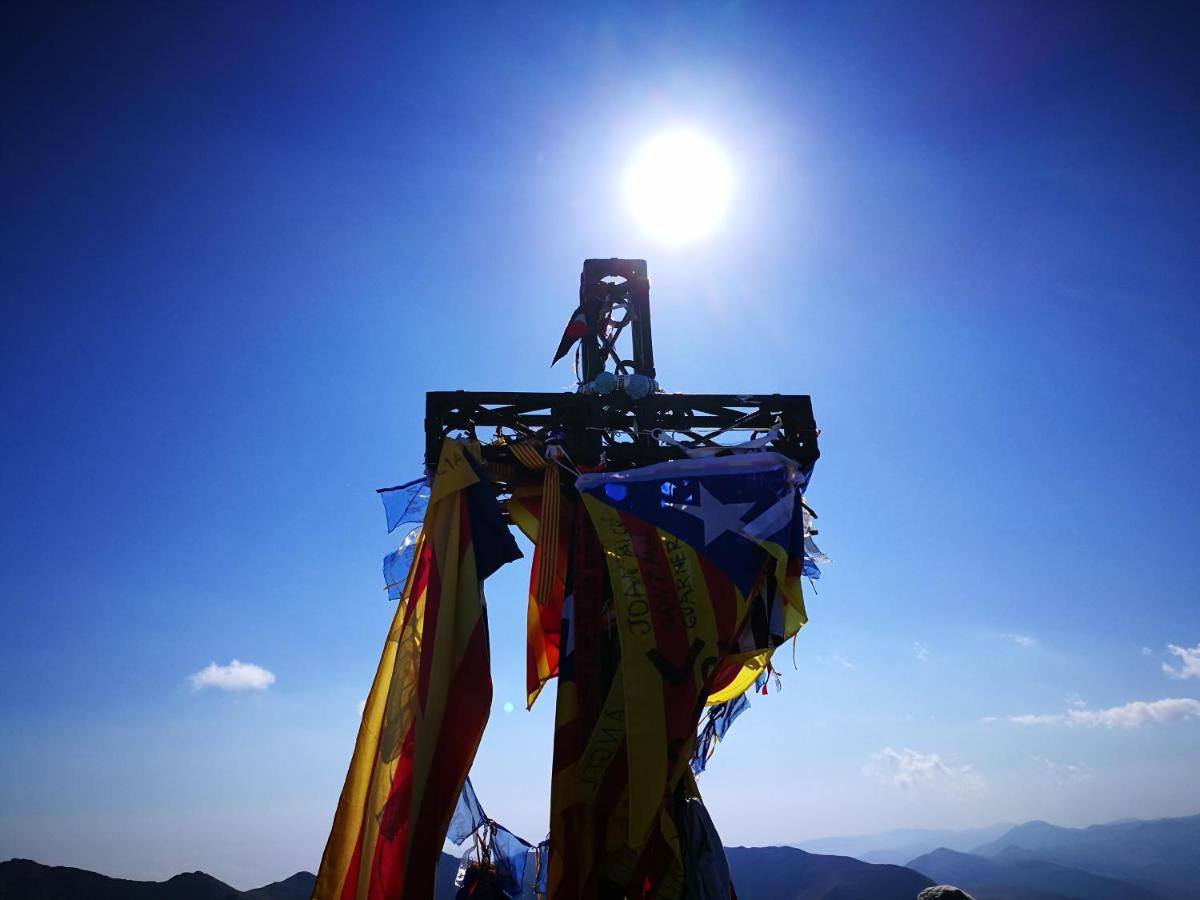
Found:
[917,887,976,900]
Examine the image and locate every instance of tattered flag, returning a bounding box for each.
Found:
[551,305,591,366]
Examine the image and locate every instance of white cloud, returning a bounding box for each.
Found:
[1142,646,1155,657]
[1001,633,1035,648]
[818,653,856,670]
[188,660,275,692]
[1009,697,1200,728]
[1162,643,1200,680]
[1032,756,1091,783]
[913,641,930,662]
[1009,712,1063,725]
[863,747,984,792]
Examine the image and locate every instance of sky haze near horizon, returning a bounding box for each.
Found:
[2,1,1199,890]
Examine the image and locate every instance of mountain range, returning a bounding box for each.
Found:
[967,815,1200,899]
[907,847,1169,900]
[0,859,316,900]
[1,850,931,900]
[4,813,1197,900]
[903,813,1200,900]
[795,824,1015,865]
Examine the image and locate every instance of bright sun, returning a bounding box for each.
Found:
[622,130,732,246]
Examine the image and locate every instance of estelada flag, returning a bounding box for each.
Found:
[575,452,809,851]
[313,438,521,900]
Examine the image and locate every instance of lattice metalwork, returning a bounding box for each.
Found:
[423,260,819,482]
[576,258,655,382]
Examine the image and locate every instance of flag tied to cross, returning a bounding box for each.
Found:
[313,439,520,900]
[551,304,593,366]
[548,451,811,898]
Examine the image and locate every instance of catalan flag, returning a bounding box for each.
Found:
[506,450,575,709]
[313,438,521,900]
[547,507,631,899]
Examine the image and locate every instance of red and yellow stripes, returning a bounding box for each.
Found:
[313,439,499,900]
[548,508,623,900]
[507,462,573,709]
[543,496,763,899]
[580,495,753,858]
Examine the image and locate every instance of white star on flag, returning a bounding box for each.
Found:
[672,484,755,545]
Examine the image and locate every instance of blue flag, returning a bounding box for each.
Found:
[377,477,429,534]
[447,776,486,845]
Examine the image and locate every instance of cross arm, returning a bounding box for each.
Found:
[425,390,819,476]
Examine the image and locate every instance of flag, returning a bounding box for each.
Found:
[446,777,486,846]
[691,693,751,775]
[676,786,735,900]
[488,824,535,897]
[547,507,632,899]
[377,477,430,534]
[453,823,535,899]
[551,304,592,366]
[378,478,431,600]
[547,452,811,899]
[382,526,422,601]
[313,438,521,900]
[507,461,574,709]
[574,452,809,851]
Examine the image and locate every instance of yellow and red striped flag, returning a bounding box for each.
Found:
[313,438,521,900]
[576,452,809,860]
[506,454,574,709]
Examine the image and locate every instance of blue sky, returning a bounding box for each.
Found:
[2,1,1198,890]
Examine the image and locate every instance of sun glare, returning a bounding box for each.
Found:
[623,130,732,246]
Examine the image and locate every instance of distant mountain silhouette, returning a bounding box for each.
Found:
[0,858,466,900]
[908,847,1170,900]
[3,849,935,900]
[724,845,933,898]
[796,824,1015,865]
[0,859,248,900]
[970,814,1200,900]
[243,871,316,900]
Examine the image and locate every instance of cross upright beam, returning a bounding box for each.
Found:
[578,258,654,381]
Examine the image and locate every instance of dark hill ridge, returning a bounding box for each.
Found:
[0,859,248,900]
[724,845,933,899]
[242,871,316,900]
[1,850,935,900]
[971,814,1200,900]
[908,847,1170,900]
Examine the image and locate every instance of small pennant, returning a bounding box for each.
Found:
[551,306,591,365]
